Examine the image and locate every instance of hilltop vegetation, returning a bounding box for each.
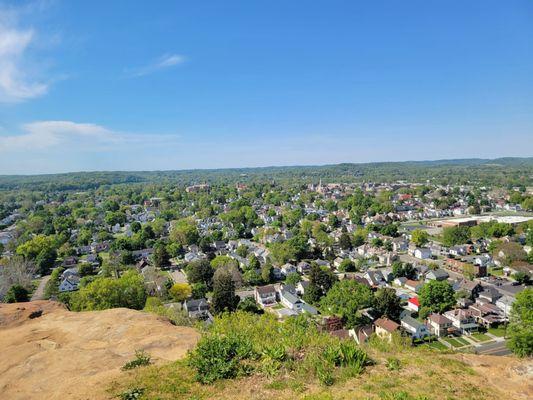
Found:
[109,311,533,400]
[0,157,532,191]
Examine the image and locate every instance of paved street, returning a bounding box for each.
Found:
[473,340,512,356]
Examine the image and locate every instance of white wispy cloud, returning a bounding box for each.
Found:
[0,120,180,153]
[126,53,186,77]
[0,5,50,103]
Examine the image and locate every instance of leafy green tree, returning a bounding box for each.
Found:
[35,247,57,275]
[247,254,260,271]
[418,280,456,318]
[441,226,470,247]
[236,245,248,258]
[261,261,273,283]
[373,288,402,320]
[4,285,30,303]
[338,233,352,250]
[70,270,147,311]
[243,269,262,286]
[411,229,429,247]
[16,234,57,261]
[211,270,240,314]
[153,243,171,269]
[320,280,373,328]
[285,272,301,286]
[191,282,208,299]
[513,271,531,286]
[78,263,96,277]
[391,261,416,279]
[211,255,239,270]
[170,218,199,246]
[237,297,263,314]
[186,260,214,289]
[169,283,192,302]
[507,288,533,357]
[338,259,356,272]
[304,264,337,304]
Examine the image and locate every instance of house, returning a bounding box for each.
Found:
[404,279,424,293]
[364,270,385,287]
[414,248,432,260]
[281,263,297,276]
[301,302,319,315]
[132,248,154,260]
[59,275,80,292]
[393,276,407,286]
[378,253,397,266]
[407,297,420,312]
[495,295,514,312]
[374,317,400,341]
[254,285,277,307]
[63,256,78,267]
[136,259,149,272]
[449,245,468,257]
[297,261,311,274]
[474,254,493,267]
[184,298,211,319]
[453,279,483,299]
[296,280,309,295]
[427,313,454,337]
[401,315,430,339]
[61,267,79,280]
[350,325,374,345]
[425,269,449,281]
[279,288,303,311]
[213,240,227,253]
[414,264,429,280]
[272,267,283,280]
[392,237,408,252]
[446,258,487,278]
[444,309,478,334]
[469,303,506,327]
[477,287,501,304]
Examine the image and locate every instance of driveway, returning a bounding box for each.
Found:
[169,269,188,284]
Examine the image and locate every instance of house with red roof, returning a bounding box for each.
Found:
[407,297,420,312]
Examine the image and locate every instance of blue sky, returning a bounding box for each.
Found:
[0,0,532,174]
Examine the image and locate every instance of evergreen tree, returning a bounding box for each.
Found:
[211,271,240,313]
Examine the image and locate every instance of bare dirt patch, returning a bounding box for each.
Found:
[0,301,199,400]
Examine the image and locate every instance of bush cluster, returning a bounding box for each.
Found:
[187,311,370,385]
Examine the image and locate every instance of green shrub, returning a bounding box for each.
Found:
[119,387,144,400]
[122,350,151,371]
[188,334,256,383]
[316,363,334,386]
[188,312,370,385]
[386,357,402,371]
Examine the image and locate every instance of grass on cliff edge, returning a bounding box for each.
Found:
[108,312,496,400]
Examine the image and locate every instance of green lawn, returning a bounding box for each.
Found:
[425,341,448,351]
[488,327,506,338]
[443,337,467,348]
[470,333,492,342]
[454,337,471,346]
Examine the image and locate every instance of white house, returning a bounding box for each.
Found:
[444,309,478,334]
[281,263,297,276]
[414,248,432,260]
[254,285,277,307]
[401,315,430,339]
[279,288,303,311]
[407,297,420,312]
